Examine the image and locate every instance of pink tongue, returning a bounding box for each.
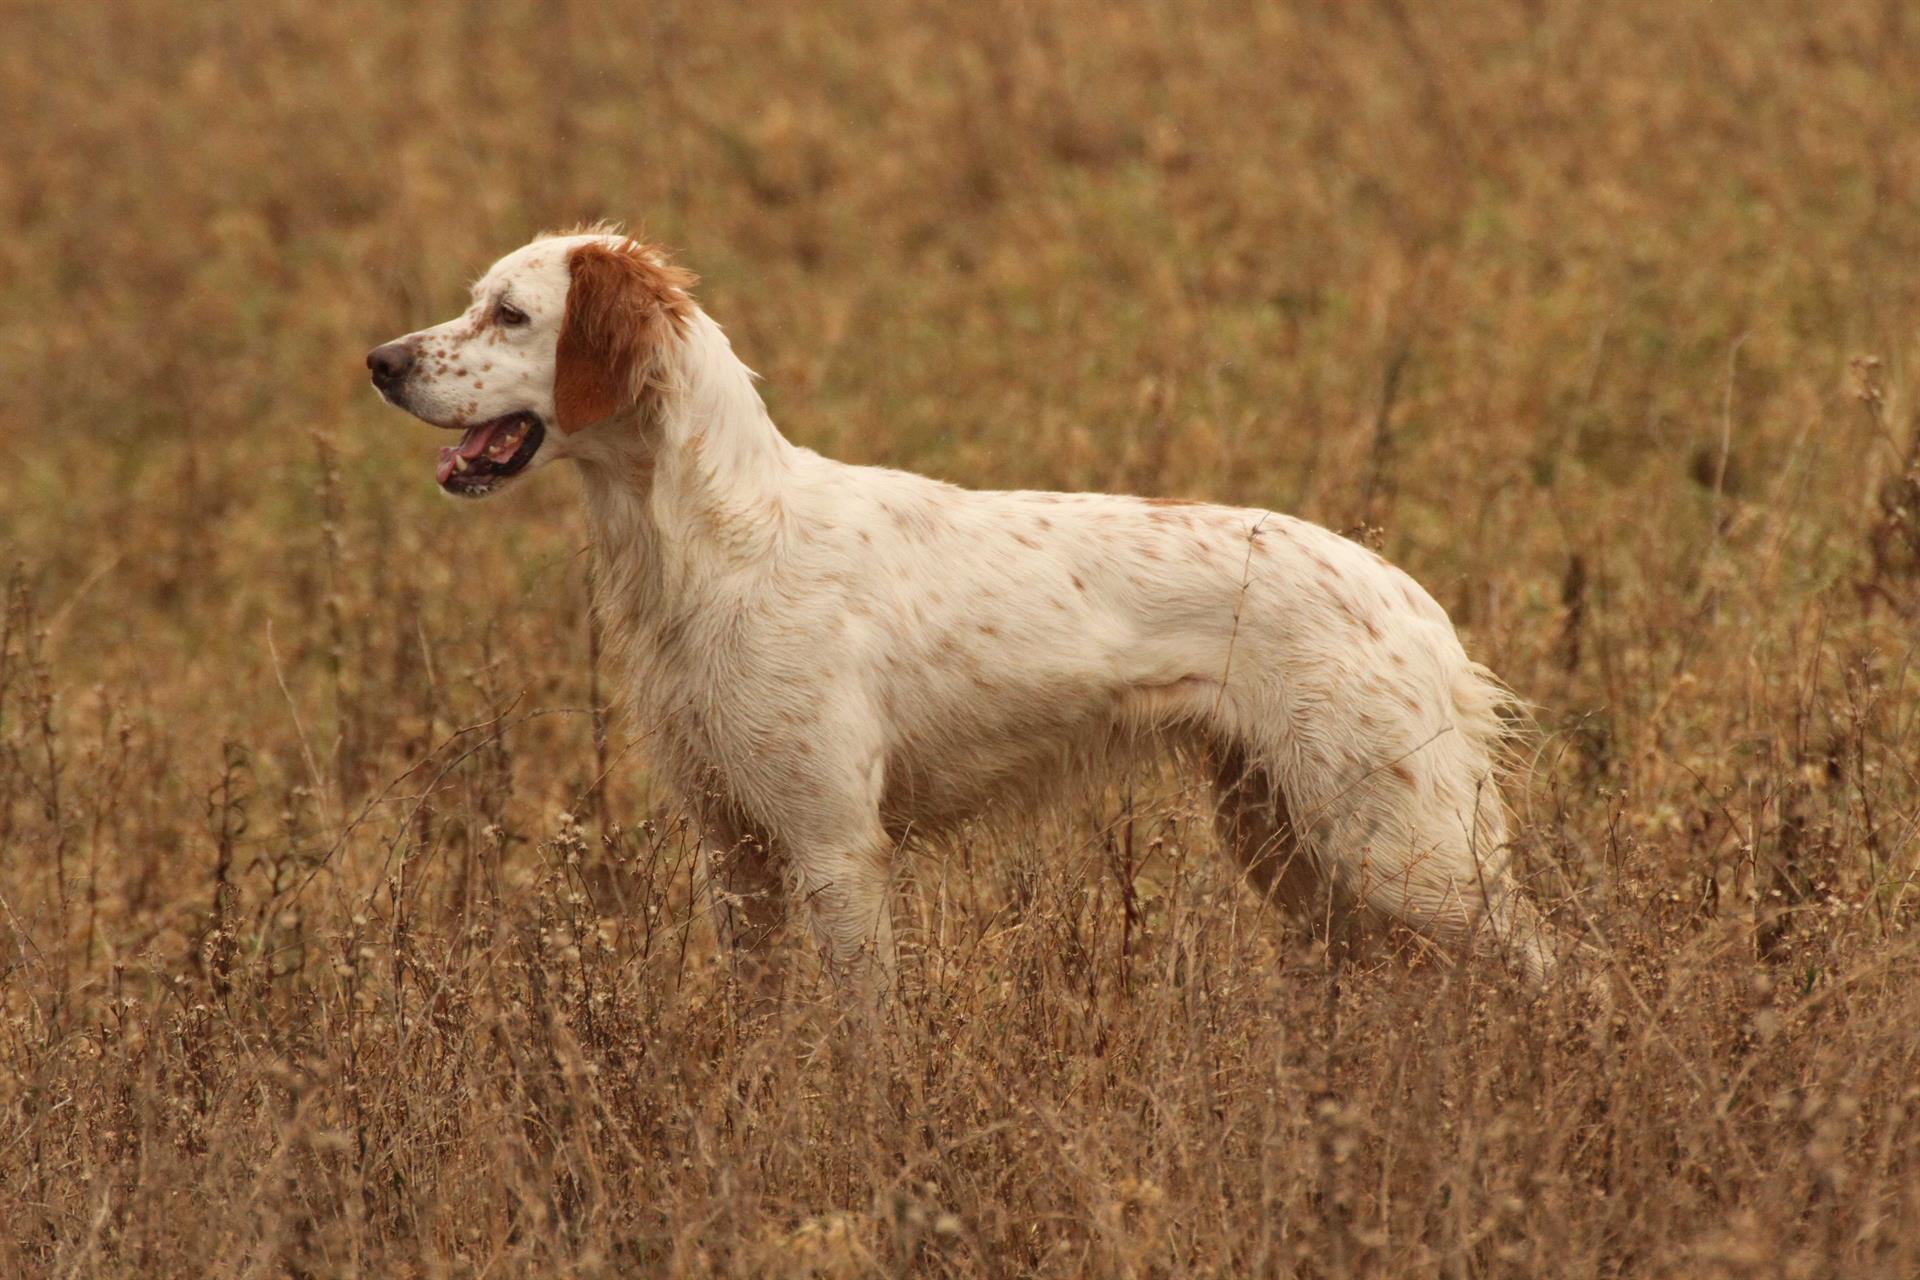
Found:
[435,420,507,485]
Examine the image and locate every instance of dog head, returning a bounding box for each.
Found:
[366,231,696,498]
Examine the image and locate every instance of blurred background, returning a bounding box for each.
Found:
[6,0,1919,721]
[3,1,1920,1274]
[4,1,1918,752]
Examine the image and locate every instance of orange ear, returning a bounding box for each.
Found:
[553,240,695,433]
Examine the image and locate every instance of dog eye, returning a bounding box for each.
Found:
[497,302,529,327]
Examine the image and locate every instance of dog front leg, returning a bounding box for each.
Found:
[788,836,897,1002]
[697,808,790,1001]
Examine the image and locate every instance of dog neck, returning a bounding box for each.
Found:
[571,306,797,660]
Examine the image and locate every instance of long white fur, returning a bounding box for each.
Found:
[376,232,1557,991]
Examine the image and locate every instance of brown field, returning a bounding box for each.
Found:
[4,1,1920,1275]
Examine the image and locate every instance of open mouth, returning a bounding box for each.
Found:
[435,412,545,497]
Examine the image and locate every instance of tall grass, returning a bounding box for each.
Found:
[3,0,1919,1274]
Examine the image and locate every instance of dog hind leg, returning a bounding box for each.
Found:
[1208,736,1369,964]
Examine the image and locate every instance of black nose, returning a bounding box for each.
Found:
[366,341,415,393]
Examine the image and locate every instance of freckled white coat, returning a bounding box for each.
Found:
[373,232,1558,990]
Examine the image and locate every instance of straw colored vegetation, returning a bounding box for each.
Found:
[4,1,1920,1275]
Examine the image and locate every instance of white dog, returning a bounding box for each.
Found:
[368,229,1559,992]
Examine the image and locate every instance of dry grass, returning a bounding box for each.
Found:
[4,1,1920,1275]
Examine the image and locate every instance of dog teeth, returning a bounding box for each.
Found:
[453,455,470,473]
